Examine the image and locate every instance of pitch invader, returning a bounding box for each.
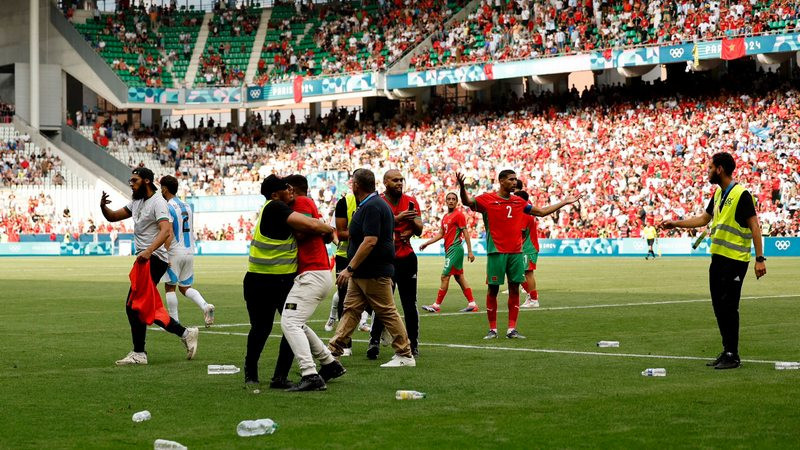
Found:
[159,176,215,327]
[420,192,478,313]
[457,170,580,339]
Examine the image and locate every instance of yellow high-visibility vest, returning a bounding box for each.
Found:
[248,200,298,274]
[334,193,357,258]
[709,184,754,262]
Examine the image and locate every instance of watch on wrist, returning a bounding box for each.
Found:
[755,256,766,263]
[346,265,354,273]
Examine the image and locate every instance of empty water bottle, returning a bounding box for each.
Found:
[641,368,667,377]
[395,390,426,400]
[208,364,241,375]
[153,439,187,450]
[775,362,800,370]
[597,341,620,347]
[237,419,278,437]
[132,410,151,422]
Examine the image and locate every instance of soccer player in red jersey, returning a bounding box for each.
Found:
[457,170,580,339]
[419,192,478,312]
[368,170,423,358]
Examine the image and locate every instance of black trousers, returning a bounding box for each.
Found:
[125,256,186,353]
[370,253,419,350]
[709,255,749,356]
[243,271,295,383]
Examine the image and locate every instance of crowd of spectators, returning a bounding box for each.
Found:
[0,103,14,124]
[412,0,800,70]
[0,135,69,187]
[195,4,261,87]
[74,66,799,241]
[255,0,468,84]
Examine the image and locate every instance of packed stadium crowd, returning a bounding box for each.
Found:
[412,0,800,70]
[58,67,798,242]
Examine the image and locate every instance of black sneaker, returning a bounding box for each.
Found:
[319,360,346,382]
[506,329,526,339]
[714,352,741,370]
[269,376,294,389]
[366,342,380,360]
[286,374,327,392]
[706,352,725,367]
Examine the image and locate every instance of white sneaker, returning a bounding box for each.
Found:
[521,297,540,308]
[358,322,371,332]
[324,317,336,332]
[115,351,147,366]
[380,354,416,368]
[342,348,352,357]
[181,327,199,360]
[203,304,215,327]
[380,328,392,347]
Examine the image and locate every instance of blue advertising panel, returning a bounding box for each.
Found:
[246,73,374,102]
[186,87,242,104]
[660,43,694,63]
[127,87,180,104]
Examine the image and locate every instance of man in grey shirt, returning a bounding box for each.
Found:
[101,167,199,365]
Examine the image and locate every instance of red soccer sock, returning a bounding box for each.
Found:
[521,281,529,292]
[530,289,538,300]
[435,289,447,305]
[486,293,498,329]
[508,289,520,329]
[463,288,475,303]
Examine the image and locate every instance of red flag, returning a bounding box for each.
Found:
[483,64,494,80]
[128,260,171,325]
[603,48,613,60]
[721,37,745,60]
[293,76,304,103]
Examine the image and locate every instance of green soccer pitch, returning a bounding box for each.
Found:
[1,256,799,448]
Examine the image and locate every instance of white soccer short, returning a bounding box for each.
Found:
[161,252,195,286]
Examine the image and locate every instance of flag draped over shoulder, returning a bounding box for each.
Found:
[129,260,171,325]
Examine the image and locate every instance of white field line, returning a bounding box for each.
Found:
[193,331,785,365]
[187,293,800,328]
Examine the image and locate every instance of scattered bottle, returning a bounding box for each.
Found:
[237,419,278,437]
[597,341,619,347]
[396,390,426,400]
[641,368,667,377]
[775,362,800,370]
[132,410,151,422]
[207,364,240,375]
[154,439,187,450]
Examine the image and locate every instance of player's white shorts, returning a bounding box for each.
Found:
[161,253,194,286]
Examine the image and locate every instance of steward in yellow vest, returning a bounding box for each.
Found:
[659,152,766,370]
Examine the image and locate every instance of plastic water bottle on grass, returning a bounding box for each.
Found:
[237,419,278,437]
[396,390,426,400]
[154,439,187,449]
[641,368,667,377]
[132,410,151,422]
[208,364,240,375]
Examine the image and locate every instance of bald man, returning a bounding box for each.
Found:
[368,170,423,359]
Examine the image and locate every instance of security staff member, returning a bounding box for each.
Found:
[243,175,335,388]
[643,224,657,260]
[661,152,767,370]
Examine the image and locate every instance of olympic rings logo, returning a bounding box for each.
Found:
[775,240,791,251]
[249,89,262,99]
[669,48,685,58]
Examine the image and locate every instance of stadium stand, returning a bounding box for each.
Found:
[194,5,261,86]
[72,4,203,87]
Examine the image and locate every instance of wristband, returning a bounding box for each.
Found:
[755,256,766,263]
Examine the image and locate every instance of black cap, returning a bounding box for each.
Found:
[132,167,155,183]
[261,174,290,197]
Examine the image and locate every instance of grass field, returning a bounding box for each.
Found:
[1,256,799,449]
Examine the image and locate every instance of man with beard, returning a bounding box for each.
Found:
[367,170,423,359]
[660,152,767,370]
[420,192,478,313]
[101,167,199,365]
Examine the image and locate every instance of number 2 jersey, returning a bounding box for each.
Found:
[474,192,531,254]
[167,197,195,256]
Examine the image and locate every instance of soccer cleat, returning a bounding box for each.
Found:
[269,376,294,389]
[203,304,215,327]
[366,342,380,360]
[319,360,347,382]
[714,352,741,370]
[706,352,725,367]
[341,348,352,357]
[181,327,199,360]
[358,322,371,332]
[421,304,440,313]
[286,374,327,392]
[460,305,479,312]
[506,329,526,339]
[115,351,148,366]
[483,330,498,340]
[521,298,539,308]
[411,347,419,358]
[324,316,336,332]
[380,354,417,367]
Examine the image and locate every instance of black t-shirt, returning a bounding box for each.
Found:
[335,196,348,219]
[259,200,294,240]
[348,193,395,278]
[705,187,756,229]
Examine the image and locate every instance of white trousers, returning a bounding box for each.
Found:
[281,270,336,376]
